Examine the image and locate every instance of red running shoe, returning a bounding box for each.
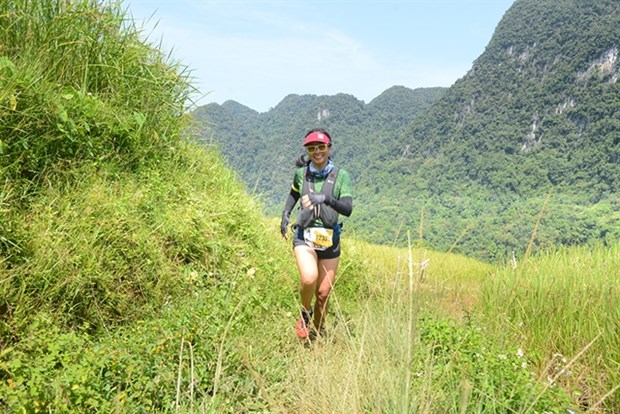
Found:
[295,308,312,339]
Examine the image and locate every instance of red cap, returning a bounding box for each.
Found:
[303,131,331,146]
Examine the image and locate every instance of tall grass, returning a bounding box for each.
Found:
[1,1,297,411]
[0,0,193,190]
[0,141,296,412]
[480,242,620,411]
[247,239,573,413]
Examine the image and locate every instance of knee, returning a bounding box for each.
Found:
[315,286,332,303]
[300,272,318,287]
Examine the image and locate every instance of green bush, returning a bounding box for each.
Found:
[418,317,573,413]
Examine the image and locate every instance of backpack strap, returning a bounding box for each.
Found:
[301,166,310,196]
[320,166,339,197]
[302,165,339,197]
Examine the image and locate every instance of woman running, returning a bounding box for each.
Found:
[280,129,353,340]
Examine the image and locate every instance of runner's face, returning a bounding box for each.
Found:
[306,143,331,168]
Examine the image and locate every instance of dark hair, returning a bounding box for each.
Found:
[295,154,309,168]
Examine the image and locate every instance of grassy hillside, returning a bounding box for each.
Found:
[1,1,618,412]
[3,175,619,412]
[0,0,292,410]
[0,142,297,412]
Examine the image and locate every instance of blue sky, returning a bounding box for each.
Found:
[125,0,514,112]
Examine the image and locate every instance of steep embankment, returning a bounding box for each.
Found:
[0,1,295,411]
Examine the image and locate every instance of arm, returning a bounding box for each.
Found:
[325,195,353,217]
[307,193,353,217]
[322,168,353,216]
[280,188,300,238]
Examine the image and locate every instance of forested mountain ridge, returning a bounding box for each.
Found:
[192,86,447,213]
[192,0,619,261]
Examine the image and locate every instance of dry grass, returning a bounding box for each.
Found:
[253,236,500,414]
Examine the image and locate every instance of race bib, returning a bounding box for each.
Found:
[303,227,334,250]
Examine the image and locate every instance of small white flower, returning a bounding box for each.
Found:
[516,348,524,358]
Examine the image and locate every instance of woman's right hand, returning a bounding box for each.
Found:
[301,194,312,209]
[302,191,326,209]
[280,211,290,238]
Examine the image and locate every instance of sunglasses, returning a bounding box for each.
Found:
[305,143,330,154]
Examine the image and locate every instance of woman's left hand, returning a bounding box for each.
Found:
[308,193,326,205]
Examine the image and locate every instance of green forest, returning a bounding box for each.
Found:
[194,0,619,262]
[1,0,619,412]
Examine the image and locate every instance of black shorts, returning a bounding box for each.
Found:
[292,226,341,259]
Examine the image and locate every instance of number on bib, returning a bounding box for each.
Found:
[303,227,334,250]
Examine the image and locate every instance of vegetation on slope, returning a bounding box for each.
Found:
[1,141,296,412]
[0,0,290,410]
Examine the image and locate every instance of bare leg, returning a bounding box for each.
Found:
[313,257,339,332]
[294,245,319,314]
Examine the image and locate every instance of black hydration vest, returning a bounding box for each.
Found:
[296,165,340,229]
